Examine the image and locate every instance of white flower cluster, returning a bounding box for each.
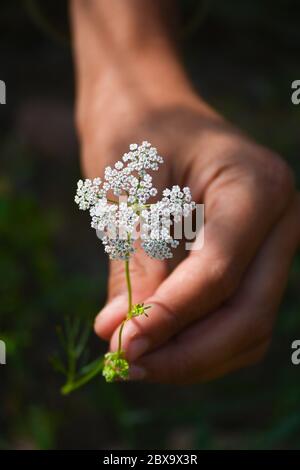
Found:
[74,177,102,210]
[103,141,162,204]
[75,142,195,260]
[140,185,195,259]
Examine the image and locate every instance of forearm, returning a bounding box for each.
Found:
[70,0,197,112]
[69,0,219,178]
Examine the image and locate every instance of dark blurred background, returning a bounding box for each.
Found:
[0,0,300,450]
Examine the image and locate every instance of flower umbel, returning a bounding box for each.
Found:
[57,142,195,393]
[102,351,129,383]
[75,141,195,261]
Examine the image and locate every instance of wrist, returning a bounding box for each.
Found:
[70,0,203,127]
[76,57,199,119]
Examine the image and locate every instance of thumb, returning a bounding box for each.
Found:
[94,248,168,340]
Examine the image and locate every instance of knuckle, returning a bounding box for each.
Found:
[261,150,295,199]
[206,258,239,300]
[133,298,182,346]
[155,298,182,330]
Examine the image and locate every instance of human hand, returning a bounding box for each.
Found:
[88,101,299,383]
[71,0,300,384]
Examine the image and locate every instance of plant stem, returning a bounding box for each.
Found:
[125,259,133,313]
[117,259,133,354]
[61,358,104,395]
[117,320,126,355]
[68,352,76,384]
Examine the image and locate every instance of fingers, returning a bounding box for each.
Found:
[198,340,271,383]
[109,170,295,361]
[127,195,300,383]
[94,248,168,340]
[128,340,271,383]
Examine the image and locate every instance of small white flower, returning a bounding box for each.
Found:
[142,141,151,148]
[115,161,123,170]
[130,143,138,151]
[149,188,157,197]
[75,178,101,210]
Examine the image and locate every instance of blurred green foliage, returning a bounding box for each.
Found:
[0,0,300,450]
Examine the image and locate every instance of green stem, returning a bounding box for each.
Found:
[117,320,126,355]
[125,259,133,313]
[68,352,76,384]
[117,259,133,354]
[61,359,104,395]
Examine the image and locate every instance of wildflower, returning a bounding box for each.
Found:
[102,351,129,382]
[129,303,151,318]
[75,142,195,261]
[73,142,196,384]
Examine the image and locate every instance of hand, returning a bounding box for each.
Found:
[87,99,299,383]
[71,0,300,384]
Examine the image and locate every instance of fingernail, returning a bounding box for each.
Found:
[129,364,147,381]
[127,337,150,362]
